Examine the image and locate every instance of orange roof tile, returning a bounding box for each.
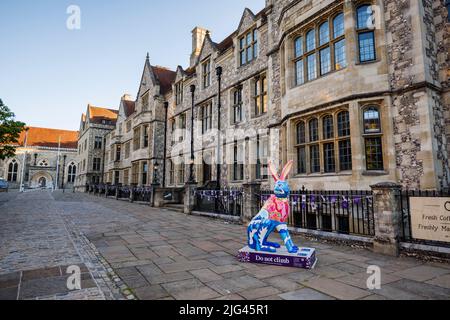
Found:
[18,127,79,149]
[88,105,119,125]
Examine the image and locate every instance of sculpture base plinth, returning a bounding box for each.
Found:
[238,246,317,270]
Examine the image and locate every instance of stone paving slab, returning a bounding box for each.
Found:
[300,277,372,300]
[392,265,450,282]
[279,288,335,300]
[1,191,450,300]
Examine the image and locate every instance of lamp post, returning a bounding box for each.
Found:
[188,84,196,184]
[162,102,169,188]
[153,160,160,185]
[216,66,222,191]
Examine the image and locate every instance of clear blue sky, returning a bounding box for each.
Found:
[0,0,264,131]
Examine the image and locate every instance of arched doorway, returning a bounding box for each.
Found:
[38,177,47,188]
[30,172,54,189]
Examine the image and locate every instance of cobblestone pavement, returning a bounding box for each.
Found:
[1,191,450,300]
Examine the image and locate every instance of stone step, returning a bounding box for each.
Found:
[163,204,184,213]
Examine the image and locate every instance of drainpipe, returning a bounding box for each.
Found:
[163,102,169,188]
[216,66,222,191]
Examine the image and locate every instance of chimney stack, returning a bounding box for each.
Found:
[190,27,209,67]
[121,94,133,101]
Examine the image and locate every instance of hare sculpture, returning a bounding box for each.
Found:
[247,160,299,254]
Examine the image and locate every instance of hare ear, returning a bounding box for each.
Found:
[268,161,279,182]
[280,160,294,181]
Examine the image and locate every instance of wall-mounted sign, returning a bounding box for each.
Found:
[410,197,450,243]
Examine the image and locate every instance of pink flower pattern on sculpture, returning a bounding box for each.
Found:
[264,195,289,223]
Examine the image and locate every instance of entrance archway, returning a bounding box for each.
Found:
[38,177,47,188]
[30,171,54,189]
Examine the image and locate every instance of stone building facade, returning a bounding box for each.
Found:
[87,0,449,192]
[102,57,176,187]
[75,105,118,191]
[0,127,78,190]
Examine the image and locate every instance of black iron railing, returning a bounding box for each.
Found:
[400,189,450,247]
[118,186,131,200]
[106,185,117,197]
[259,188,375,237]
[133,187,152,203]
[194,188,243,216]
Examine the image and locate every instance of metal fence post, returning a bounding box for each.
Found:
[370,182,403,256]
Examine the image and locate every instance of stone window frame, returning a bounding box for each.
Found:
[114,170,120,186]
[67,162,77,183]
[131,162,139,185]
[143,125,150,148]
[126,120,132,133]
[94,136,103,149]
[124,142,131,160]
[239,27,258,66]
[141,91,150,111]
[355,3,377,63]
[232,140,245,182]
[231,85,243,125]
[361,104,384,171]
[170,119,177,146]
[177,157,185,186]
[93,157,102,172]
[293,107,352,176]
[175,81,184,106]
[253,74,268,118]
[7,159,19,182]
[168,159,175,186]
[202,58,211,89]
[200,101,213,134]
[141,161,149,186]
[292,9,346,88]
[133,127,140,151]
[255,134,269,181]
[123,169,129,186]
[179,113,187,142]
[115,144,122,162]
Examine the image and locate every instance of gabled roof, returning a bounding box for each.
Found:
[152,66,176,95]
[18,127,79,149]
[88,105,119,125]
[185,66,196,76]
[216,31,236,53]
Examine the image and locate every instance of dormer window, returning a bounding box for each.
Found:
[239,28,258,66]
[202,59,211,88]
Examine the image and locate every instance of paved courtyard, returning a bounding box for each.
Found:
[0,190,449,300]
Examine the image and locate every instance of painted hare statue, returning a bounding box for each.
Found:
[248,160,299,254]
